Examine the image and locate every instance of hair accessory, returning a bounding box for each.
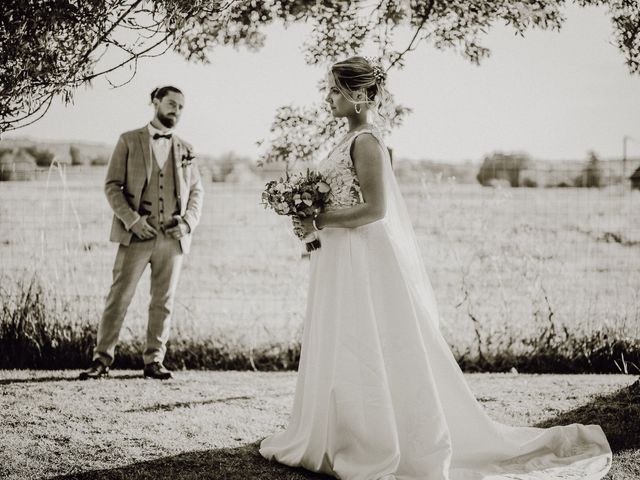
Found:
[364,56,386,85]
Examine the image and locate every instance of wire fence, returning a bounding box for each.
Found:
[1,164,639,349]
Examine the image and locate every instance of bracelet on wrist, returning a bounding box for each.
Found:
[312,215,323,231]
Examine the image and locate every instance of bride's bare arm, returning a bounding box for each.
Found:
[315,133,387,230]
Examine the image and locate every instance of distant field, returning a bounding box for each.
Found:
[1,165,639,358]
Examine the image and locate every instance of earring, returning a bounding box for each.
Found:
[354,104,361,114]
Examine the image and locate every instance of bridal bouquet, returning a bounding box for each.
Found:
[261,169,331,252]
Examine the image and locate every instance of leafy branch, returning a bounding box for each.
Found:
[1,0,638,138]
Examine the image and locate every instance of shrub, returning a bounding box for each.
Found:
[0,276,95,368]
[90,154,109,166]
[477,152,531,187]
[574,151,603,188]
[24,146,55,167]
[207,152,256,182]
[69,145,89,166]
[0,149,37,181]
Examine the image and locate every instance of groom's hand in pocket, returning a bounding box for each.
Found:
[166,215,190,240]
[131,216,157,240]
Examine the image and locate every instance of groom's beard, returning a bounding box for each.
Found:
[157,111,177,129]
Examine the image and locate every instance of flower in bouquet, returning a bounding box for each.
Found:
[262,170,331,252]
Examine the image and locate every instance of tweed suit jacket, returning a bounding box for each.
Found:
[104,126,204,254]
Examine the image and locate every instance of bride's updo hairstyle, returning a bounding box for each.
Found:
[330,56,392,127]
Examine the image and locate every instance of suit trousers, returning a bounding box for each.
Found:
[93,232,183,366]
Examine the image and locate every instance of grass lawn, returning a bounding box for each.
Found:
[0,370,638,479]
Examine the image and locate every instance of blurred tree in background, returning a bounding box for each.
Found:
[23,146,56,167]
[2,0,639,166]
[476,152,531,187]
[575,151,604,188]
[69,145,89,166]
[204,151,256,182]
[90,154,110,166]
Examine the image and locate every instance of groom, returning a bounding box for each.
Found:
[80,85,204,380]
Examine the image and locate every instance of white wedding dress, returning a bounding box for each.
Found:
[259,125,611,480]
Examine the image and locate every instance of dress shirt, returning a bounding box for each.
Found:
[147,123,173,169]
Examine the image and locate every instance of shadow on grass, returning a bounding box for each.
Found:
[0,373,142,385]
[50,441,332,480]
[50,380,640,480]
[534,378,640,453]
[125,396,256,413]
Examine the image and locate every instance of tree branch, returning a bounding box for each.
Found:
[387,0,435,70]
[82,31,175,82]
[78,0,145,67]
[0,94,54,134]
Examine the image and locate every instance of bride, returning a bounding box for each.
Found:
[259,56,611,480]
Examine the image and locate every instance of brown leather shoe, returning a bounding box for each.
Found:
[143,362,173,380]
[79,360,109,380]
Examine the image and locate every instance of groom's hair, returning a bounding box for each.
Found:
[150,86,183,102]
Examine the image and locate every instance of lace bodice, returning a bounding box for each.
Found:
[316,128,373,212]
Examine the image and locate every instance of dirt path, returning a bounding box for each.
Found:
[1,371,637,479]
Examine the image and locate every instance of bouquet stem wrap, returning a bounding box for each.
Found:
[303,232,321,252]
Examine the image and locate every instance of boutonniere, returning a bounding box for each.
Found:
[180,147,195,169]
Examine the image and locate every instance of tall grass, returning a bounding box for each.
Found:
[0,275,301,371]
[1,168,639,373]
[0,276,95,368]
[1,274,637,373]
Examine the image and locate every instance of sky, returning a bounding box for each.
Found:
[4,4,639,162]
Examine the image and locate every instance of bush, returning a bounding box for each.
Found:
[456,323,640,374]
[0,149,37,181]
[0,276,95,368]
[574,151,603,188]
[210,153,239,182]
[90,154,109,166]
[477,152,531,187]
[206,152,257,182]
[24,146,55,167]
[69,145,89,166]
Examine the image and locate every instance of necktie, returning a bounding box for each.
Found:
[153,133,172,140]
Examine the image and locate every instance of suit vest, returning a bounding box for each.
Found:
[138,150,180,232]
